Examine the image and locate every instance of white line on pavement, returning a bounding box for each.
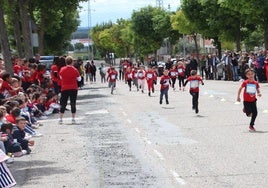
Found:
[153,149,164,160]
[143,137,152,145]
[170,170,186,185]
[134,128,140,133]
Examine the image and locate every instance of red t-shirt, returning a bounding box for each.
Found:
[186,76,203,92]
[51,65,60,82]
[125,70,132,81]
[169,69,178,78]
[145,70,155,81]
[59,65,80,91]
[241,80,260,102]
[107,71,118,83]
[177,65,185,77]
[137,70,145,79]
[0,80,12,94]
[160,75,170,90]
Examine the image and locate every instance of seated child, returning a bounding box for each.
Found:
[12,117,35,154]
[1,123,23,157]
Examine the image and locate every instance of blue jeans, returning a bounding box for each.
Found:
[160,87,169,103]
[232,66,239,81]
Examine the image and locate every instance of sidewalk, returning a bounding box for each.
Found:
[8,87,95,187]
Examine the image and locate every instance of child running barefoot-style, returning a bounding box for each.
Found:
[237,68,262,132]
[159,69,171,105]
[184,70,204,114]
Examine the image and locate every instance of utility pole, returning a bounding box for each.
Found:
[88,0,93,60]
[156,0,163,8]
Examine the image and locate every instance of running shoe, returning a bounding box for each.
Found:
[249,126,256,132]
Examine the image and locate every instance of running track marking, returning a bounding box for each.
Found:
[153,149,165,160]
[170,170,186,185]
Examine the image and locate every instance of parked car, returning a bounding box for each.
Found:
[39,56,54,70]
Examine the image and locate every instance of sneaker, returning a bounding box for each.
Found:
[13,151,23,157]
[249,126,255,132]
[32,132,43,137]
[22,150,27,155]
[5,157,14,164]
[58,119,63,125]
[148,92,151,96]
[166,100,169,105]
[195,108,199,114]
[72,119,76,124]
[159,100,162,105]
[26,148,32,154]
[38,115,48,120]
[31,124,39,129]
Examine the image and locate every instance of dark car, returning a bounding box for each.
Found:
[39,56,54,70]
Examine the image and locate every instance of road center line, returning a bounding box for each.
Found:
[153,149,164,160]
[170,170,186,185]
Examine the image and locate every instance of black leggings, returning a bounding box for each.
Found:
[190,91,199,110]
[244,101,258,126]
[60,89,78,114]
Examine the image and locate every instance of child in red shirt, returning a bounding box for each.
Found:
[145,67,155,96]
[184,70,204,114]
[237,68,262,132]
[159,69,171,105]
[107,67,118,94]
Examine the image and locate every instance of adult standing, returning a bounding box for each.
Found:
[58,56,81,124]
[90,60,97,82]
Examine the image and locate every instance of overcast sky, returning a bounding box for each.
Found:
[78,0,181,27]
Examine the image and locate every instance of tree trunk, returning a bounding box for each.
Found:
[0,0,13,74]
[264,21,268,50]
[235,21,241,52]
[37,11,45,55]
[19,0,33,59]
[8,0,23,57]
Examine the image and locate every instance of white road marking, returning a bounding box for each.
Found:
[127,119,132,124]
[122,112,127,116]
[153,149,164,160]
[85,109,109,115]
[263,110,268,113]
[134,128,140,133]
[143,137,152,145]
[170,170,186,185]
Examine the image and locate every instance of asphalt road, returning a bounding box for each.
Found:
[10,62,268,188]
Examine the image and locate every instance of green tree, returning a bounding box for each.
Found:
[131,6,174,58]
[74,42,84,51]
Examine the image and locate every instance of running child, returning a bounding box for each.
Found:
[159,69,171,105]
[237,68,261,132]
[145,66,155,96]
[184,70,204,114]
[177,61,186,91]
[169,64,178,90]
[107,67,118,95]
